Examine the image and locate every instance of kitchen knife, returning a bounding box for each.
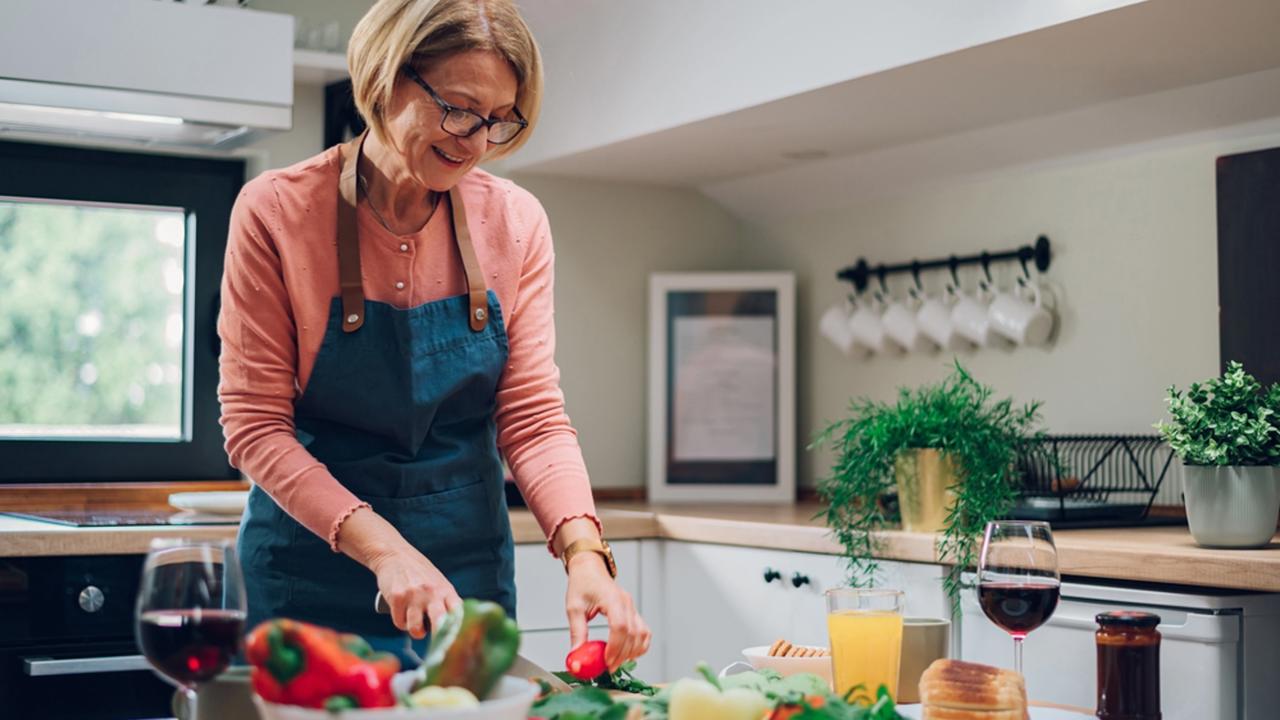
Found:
[373,591,573,693]
[508,652,573,693]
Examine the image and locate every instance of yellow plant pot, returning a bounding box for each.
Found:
[894,449,958,533]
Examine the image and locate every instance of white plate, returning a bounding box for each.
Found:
[897,705,1092,719]
[168,491,249,515]
[740,645,833,684]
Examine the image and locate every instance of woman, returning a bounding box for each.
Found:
[219,0,649,670]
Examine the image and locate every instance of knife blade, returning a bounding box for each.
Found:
[373,591,573,693]
[508,652,574,693]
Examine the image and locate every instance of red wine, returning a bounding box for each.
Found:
[978,582,1060,637]
[138,609,245,684]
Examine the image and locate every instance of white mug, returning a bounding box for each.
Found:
[848,294,887,354]
[916,286,969,352]
[819,300,857,356]
[950,282,995,348]
[883,293,935,353]
[989,279,1054,347]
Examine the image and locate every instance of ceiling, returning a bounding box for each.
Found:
[508,0,1280,222]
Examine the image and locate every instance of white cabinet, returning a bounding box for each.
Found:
[657,541,947,682]
[514,540,664,680]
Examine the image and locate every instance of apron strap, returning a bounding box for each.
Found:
[448,187,489,332]
[337,133,366,333]
[335,133,490,334]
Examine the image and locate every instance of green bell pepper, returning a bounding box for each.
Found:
[412,598,520,699]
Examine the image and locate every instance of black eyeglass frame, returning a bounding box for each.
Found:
[401,65,528,144]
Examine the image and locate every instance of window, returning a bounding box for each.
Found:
[0,140,242,481]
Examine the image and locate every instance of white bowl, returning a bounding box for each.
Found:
[252,674,538,720]
[742,645,833,685]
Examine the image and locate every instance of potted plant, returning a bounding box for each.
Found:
[812,362,1045,606]
[1156,362,1280,548]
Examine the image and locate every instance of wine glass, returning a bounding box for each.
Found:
[135,538,247,716]
[977,520,1060,675]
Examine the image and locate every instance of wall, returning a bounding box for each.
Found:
[739,128,1280,487]
[510,175,748,488]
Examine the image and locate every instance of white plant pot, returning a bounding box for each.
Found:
[1181,464,1280,548]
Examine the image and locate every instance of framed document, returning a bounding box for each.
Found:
[648,272,795,503]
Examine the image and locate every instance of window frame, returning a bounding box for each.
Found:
[0,140,242,482]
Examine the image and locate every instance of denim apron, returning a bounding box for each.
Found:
[237,133,516,663]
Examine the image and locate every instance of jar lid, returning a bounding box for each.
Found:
[1096,610,1161,628]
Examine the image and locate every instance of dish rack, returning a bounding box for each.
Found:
[1008,434,1177,526]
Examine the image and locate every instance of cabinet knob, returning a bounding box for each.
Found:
[763,568,782,584]
[78,585,105,613]
[791,572,811,589]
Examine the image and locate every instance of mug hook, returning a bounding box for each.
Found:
[1018,247,1034,285]
[875,266,888,295]
[948,255,961,288]
[979,251,993,284]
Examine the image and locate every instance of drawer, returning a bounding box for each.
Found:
[515,540,640,631]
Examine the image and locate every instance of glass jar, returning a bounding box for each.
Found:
[1095,611,1161,720]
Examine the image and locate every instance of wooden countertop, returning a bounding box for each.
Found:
[0,508,661,557]
[3,502,1277,593]
[600,502,1280,593]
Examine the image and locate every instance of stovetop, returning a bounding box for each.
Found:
[2,508,240,527]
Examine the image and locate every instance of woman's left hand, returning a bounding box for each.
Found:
[565,553,651,673]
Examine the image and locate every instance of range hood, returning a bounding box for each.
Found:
[0,0,294,150]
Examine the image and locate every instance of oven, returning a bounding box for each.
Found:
[0,555,173,719]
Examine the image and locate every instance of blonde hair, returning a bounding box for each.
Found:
[347,0,543,160]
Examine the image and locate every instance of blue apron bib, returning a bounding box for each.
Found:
[237,134,516,661]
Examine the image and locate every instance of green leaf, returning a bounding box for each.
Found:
[811,361,1043,609]
[1157,362,1280,466]
[530,686,618,718]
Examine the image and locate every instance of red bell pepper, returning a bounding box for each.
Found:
[245,618,400,709]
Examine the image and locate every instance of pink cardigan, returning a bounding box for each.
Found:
[217,146,599,553]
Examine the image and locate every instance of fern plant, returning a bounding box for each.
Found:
[811,362,1045,608]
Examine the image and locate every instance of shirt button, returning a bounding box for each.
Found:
[395,281,405,290]
[399,243,409,252]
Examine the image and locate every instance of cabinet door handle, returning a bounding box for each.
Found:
[791,572,811,588]
[763,568,782,584]
[23,655,151,676]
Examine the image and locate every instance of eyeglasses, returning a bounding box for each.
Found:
[402,65,528,145]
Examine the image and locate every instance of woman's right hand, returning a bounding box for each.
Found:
[336,506,462,639]
[371,548,462,639]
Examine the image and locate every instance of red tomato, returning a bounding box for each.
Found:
[769,695,826,720]
[564,640,608,680]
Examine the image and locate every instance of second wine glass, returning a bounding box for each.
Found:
[977,520,1060,675]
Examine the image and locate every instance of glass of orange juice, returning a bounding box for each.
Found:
[825,588,905,701]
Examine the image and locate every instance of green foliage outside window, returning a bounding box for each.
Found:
[0,200,185,438]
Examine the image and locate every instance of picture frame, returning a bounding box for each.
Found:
[647,272,795,503]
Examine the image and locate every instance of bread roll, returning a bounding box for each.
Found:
[919,659,1028,720]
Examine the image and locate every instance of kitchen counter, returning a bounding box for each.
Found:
[2,503,1277,592]
[0,508,661,556]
